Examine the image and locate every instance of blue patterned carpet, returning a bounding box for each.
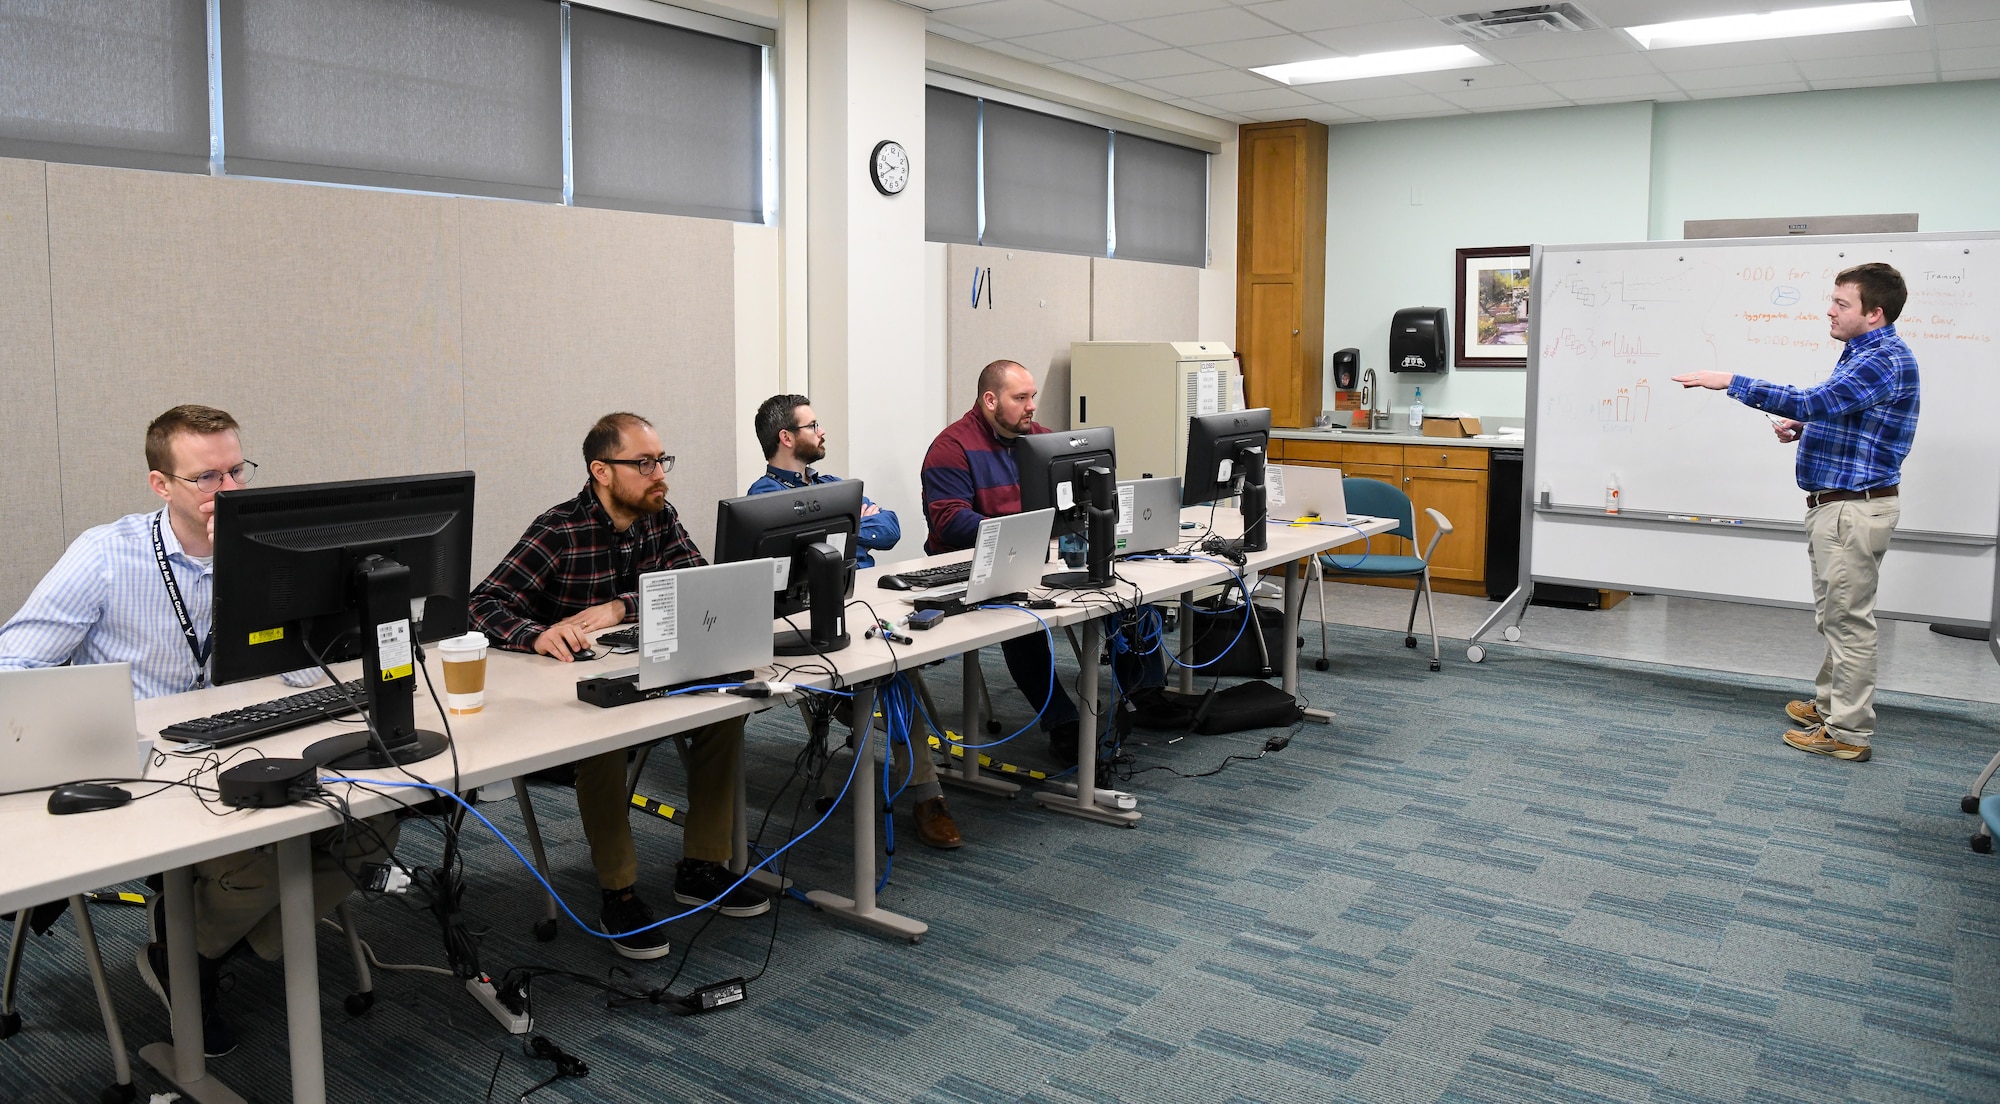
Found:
[5,623,1999,1103]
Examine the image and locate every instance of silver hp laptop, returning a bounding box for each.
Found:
[1269,464,1354,526]
[1114,477,1182,556]
[0,664,143,789]
[612,560,776,691]
[926,508,1056,604]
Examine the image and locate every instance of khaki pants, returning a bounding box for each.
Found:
[574,715,744,889]
[1805,496,1899,747]
[193,813,401,961]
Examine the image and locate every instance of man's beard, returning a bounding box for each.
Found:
[797,438,827,464]
[610,479,667,517]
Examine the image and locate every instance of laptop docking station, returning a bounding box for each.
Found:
[577,670,755,709]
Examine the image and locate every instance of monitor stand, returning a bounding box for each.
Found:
[775,541,852,656]
[1041,466,1118,590]
[305,555,448,770]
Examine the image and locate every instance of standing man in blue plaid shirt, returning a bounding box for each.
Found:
[1675,263,1919,763]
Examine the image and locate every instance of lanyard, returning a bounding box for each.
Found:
[151,514,213,690]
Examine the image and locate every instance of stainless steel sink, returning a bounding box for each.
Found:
[1329,427,1405,436]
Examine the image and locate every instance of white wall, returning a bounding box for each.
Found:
[1198,136,1237,348]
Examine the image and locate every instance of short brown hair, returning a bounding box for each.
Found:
[145,405,240,474]
[1837,262,1907,325]
[976,359,1028,402]
[582,412,653,469]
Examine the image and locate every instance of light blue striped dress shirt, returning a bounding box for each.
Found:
[0,507,316,701]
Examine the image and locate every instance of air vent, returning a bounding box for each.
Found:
[1441,4,1604,41]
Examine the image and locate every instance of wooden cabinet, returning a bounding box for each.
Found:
[1273,439,1490,595]
[1236,121,1327,430]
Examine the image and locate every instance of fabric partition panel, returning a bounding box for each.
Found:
[0,159,65,618]
[1089,257,1199,344]
[945,243,1091,431]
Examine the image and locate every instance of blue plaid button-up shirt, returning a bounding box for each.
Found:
[1727,323,1920,494]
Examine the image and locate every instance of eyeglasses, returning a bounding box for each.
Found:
[599,454,674,477]
[167,460,258,493]
[789,421,820,435]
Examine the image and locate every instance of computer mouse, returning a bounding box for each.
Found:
[570,647,598,662]
[877,575,912,591]
[48,782,133,815]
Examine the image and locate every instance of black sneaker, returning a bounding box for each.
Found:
[1047,718,1082,766]
[599,887,672,960]
[673,859,771,917]
[136,943,236,1058]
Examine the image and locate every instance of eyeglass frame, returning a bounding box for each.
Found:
[788,421,821,435]
[597,454,675,477]
[165,460,259,494]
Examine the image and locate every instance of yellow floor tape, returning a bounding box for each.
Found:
[926,731,1055,781]
[628,792,686,825]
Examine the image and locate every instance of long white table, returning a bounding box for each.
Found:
[0,505,1391,1103]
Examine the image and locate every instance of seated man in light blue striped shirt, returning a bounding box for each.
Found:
[0,404,396,1059]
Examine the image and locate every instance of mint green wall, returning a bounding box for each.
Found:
[1649,80,2000,240]
[1324,103,1652,424]
[1323,80,2000,422]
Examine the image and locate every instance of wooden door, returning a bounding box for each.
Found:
[1236,121,1326,429]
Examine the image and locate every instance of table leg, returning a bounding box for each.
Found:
[938,651,1019,796]
[278,836,326,1104]
[805,685,927,941]
[1034,619,1140,827]
[1177,595,1195,695]
[139,865,246,1104]
[1282,559,1333,725]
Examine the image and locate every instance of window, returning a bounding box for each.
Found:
[924,87,978,246]
[980,100,1108,258]
[1112,133,1207,268]
[0,0,209,174]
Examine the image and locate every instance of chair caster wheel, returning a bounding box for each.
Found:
[0,1011,20,1038]
[345,991,374,1016]
[1313,658,1330,671]
[1502,626,1521,642]
[985,720,1002,734]
[532,918,558,942]
[1962,795,1981,815]
[1404,636,1417,648]
[1974,834,1994,854]
[1466,645,1485,664]
[99,1083,136,1104]
[1429,661,1441,672]
[1296,636,1305,649]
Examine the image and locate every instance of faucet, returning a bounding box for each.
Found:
[1358,368,1386,430]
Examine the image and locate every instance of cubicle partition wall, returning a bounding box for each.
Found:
[0,156,736,619]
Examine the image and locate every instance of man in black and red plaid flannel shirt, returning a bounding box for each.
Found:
[470,412,767,960]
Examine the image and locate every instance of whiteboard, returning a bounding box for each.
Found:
[1531,235,1999,537]
[1521,232,2000,625]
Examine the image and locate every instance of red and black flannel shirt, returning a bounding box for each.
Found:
[469,483,706,652]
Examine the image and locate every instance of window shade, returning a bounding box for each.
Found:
[220,0,563,201]
[979,100,1108,257]
[924,87,978,245]
[1112,133,1206,268]
[570,6,763,222]
[0,0,209,173]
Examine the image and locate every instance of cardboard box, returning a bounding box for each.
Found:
[1421,416,1481,438]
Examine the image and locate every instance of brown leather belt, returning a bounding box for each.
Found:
[1806,485,1898,509]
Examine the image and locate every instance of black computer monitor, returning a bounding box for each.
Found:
[716,479,864,656]
[211,472,476,769]
[1017,427,1117,589]
[1182,408,1272,554]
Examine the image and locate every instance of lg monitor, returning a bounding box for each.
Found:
[1017,427,1117,589]
[211,471,476,769]
[1182,408,1272,554]
[716,479,863,655]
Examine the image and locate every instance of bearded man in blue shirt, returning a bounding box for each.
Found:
[1674,262,1919,763]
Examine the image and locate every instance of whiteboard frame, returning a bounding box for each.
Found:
[1471,234,1998,652]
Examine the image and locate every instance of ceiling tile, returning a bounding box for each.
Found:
[1114,81,1185,104]
[1086,49,1229,81]
[925,21,990,44]
[1244,0,1426,35]
[1124,7,1293,48]
[1171,99,1254,124]
[1301,17,1465,54]
[1399,64,1539,93]
[1010,22,1165,60]
[1941,20,2000,47]
[1058,0,1230,18]
[1545,72,1682,99]
[1574,89,1687,104]
[1474,28,1642,63]
[976,39,1064,65]
[1929,0,2000,22]
[1940,45,2000,70]
[927,0,1098,39]
[1780,25,1935,60]
[1683,82,1812,100]
[1298,74,1426,102]
[1666,62,1805,90]
[907,0,992,9]
[1193,86,1322,112]
[1186,35,1335,68]
[1138,68,1278,97]
[1294,103,1364,123]
[1518,53,1660,82]
[1942,67,2000,81]
[1796,52,1937,81]
[1325,92,1456,117]
[1641,40,1807,72]
[1042,58,1124,83]
[1438,84,1573,111]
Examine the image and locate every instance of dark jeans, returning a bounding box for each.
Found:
[997,613,1167,732]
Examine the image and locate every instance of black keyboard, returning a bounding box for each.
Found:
[159,680,366,748]
[597,626,639,651]
[879,561,973,590]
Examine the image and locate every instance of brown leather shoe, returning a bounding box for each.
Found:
[912,796,963,849]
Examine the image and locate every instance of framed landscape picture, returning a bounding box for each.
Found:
[1455,246,1531,367]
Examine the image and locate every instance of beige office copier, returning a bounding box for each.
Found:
[1069,341,1240,481]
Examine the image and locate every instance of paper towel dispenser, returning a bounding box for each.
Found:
[1389,307,1448,373]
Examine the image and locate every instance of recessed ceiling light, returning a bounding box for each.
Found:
[1252,45,1491,86]
[1623,1,1915,50]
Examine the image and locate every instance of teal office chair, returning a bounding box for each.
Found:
[1315,477,1453,672]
